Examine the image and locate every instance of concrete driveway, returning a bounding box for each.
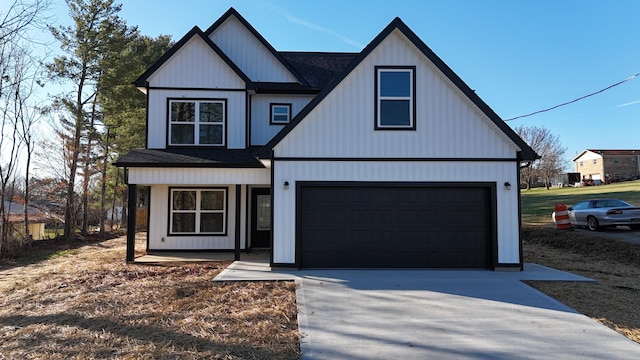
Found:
[216,263,640,359]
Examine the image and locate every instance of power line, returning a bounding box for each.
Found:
[504,72,640,122]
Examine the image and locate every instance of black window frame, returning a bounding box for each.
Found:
[374,66,416,130]
[168,187,228,236]
[167,98,227,147]
[270,103,292,125]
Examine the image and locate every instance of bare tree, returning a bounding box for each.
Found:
[1,0,49,97]
[515,125,567,190]
[0,0,50,253]
[15,55,46,244]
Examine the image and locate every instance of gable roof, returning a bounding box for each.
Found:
[204,7,309,87]
[133,26,253,89]
[257,17,539,161]
[573,149,640,161]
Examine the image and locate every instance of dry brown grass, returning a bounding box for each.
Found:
[0,234,299,359]
[523,226,640,343]
[2,226,639,357]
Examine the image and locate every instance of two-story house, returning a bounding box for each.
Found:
[573,149,640,183]
[115,8,538,270]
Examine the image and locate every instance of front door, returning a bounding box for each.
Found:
[251,188,271,248]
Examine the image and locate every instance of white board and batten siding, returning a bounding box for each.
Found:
[250,94,315,145]
[148,185,247,250]
[128,167,270,186]
[147,89,247,149]
[208,16,298,83]
[271,29,523,265]
[147,35,246,89]
[272,161,519,264]
[144,35,248,149]
[275,30,520,159]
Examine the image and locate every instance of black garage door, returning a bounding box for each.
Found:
[298,184,493,268]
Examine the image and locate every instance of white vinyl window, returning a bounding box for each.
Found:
[376,67,415,129]
[170,188,226,235]
[169,100,225,146]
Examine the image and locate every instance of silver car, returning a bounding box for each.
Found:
[567,198,640,231]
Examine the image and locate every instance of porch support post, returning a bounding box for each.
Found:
[234,184,241,261]
[126,183,137,262]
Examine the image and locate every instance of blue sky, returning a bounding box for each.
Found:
[47,0,640,167]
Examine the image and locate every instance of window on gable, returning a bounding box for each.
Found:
[270,103,291,124]
[375,66,415,130]
[169,99,225,146]
[170,188,227,235]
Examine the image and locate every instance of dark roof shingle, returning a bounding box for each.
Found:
[280,52,358,90]
[114,148,264,168]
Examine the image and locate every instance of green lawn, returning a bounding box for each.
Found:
[520,180,640,225]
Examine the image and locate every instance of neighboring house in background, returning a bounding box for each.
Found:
[573,149,640,183]
[115,8,538,270]
[2,201,49,240]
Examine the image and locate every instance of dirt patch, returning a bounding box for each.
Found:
[0,235,299,359]
[523,226,640,343]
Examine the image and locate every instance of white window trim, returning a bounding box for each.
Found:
[168,99,226,146]
[169,188,227,235]
[376,67,415,129]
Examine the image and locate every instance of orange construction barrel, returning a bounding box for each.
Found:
[554,204,572,230]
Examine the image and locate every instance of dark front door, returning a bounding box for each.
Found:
[251,188,271,248]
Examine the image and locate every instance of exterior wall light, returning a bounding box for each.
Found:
[284,181,290,190]
[504,181,512,190]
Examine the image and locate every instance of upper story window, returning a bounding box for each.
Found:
[375,66,415,130]
[169,99,225,146]
[270,103,291,124]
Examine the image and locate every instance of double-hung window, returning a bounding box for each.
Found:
[270,103,291,124]
[375,66,415,129]
[169,99,225,146]
[170,188,227,235]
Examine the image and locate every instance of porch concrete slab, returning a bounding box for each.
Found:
[135,249,270,263]
[214,263,640,359]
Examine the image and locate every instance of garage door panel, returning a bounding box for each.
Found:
[299,185,491,268]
